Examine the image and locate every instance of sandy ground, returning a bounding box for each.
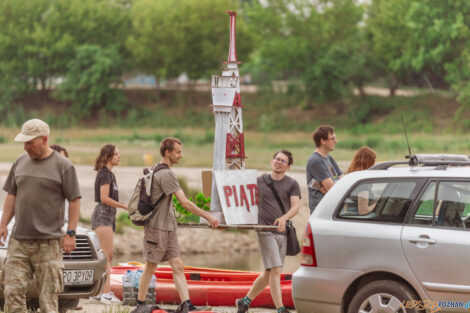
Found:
[70,298,296,313]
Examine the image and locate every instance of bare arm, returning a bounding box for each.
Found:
[63,197,80,253]
[321,177,335,193]
[0,194,16,246]
[274,195,300,232]
[67,197,80,233]
[174,190,218,229]
[100,184,128,210]
[358,191,376,215]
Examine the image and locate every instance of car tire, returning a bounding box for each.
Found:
[58,298,80,313]
[347,280,424,313]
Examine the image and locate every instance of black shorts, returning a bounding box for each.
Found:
[91,203,116,231]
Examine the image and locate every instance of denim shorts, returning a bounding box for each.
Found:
[91,203,116,232]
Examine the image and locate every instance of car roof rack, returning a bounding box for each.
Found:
[370,154,470,170]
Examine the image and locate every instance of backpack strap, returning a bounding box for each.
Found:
[149,163,170,208]
[263,174,287,215]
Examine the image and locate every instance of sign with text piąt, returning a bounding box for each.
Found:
[214,170,259,224]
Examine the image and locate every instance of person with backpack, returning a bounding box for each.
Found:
[131,137,218,313]
[236,150,301,313]
[90,144,128,304]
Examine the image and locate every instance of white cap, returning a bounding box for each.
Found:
[14,119,50,142]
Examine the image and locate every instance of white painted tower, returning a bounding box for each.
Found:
[210,11,246,212]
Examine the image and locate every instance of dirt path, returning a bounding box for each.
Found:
[72,298,296,312]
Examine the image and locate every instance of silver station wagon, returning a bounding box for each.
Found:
[293,154,470,313]
[0,213,107,313]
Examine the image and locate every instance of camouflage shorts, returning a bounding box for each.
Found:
[1,238,64,313]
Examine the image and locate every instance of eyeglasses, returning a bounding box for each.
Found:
[274,157,288,165]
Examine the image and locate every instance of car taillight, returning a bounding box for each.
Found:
[300,223,317,267]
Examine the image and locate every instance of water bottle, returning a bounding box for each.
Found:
[122,270,136,305]
[133,270,143,289]
[149,274,156,289]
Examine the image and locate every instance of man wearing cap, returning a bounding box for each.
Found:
[0,119,81,313]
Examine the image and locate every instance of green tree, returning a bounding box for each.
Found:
[0,0,131,119]
[368,0,470,95]
[244,0,364,104]
[367,0,414,95]
[0,0,130,91]
[404,0,470,88]
[57,44,128,117]
[127,0,254,84]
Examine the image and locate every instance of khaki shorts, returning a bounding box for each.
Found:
[257,231,287,270]
[143,226,179,264]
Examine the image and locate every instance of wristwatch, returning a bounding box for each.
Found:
[66,229,76,237]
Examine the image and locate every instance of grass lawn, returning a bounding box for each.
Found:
[0,127,469,170]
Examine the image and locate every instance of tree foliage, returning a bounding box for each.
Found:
[127,0,254,81]
[56,45,128,117]
[244,0,364,103]
[0,0,130,116]
[2,0,470,121]
[368,0,470,96]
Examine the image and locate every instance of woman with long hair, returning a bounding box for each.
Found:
[346,146,377,174]
[346,146,377,215]
[90,144,128,304]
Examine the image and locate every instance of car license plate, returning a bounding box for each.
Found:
[63,269,94,286]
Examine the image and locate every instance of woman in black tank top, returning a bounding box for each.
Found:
[90,144,128,304]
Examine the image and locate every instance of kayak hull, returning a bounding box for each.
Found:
[110,265,294,308]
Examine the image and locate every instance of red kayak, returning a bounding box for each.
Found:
[110,265,294,308]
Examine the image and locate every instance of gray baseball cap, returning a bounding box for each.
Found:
[14,119,50,142]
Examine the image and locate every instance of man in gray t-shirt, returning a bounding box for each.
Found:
[306,125,342,213]
[133,137,218,313]
[0,119,81,313]
[236,149,301,313]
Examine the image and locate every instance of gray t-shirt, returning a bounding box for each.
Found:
[306,152,342,213]
[257,175,301,234]
[147,168,181,231]
[3,151,81,239]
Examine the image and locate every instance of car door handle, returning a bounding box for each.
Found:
[408,237,436,244]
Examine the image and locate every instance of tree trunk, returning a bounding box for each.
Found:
[356,81,366,97]
[389,73,398,97]
[423,73,436,93]
[40,77,47,91]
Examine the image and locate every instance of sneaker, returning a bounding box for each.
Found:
[187,302,199,312]
[90,294,101,303]
[100,292,121,304]
[130,305,151,313]
[174,301,189,313]
[277,308,290,313]
[236,298,249,313]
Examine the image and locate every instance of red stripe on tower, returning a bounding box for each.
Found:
[226,11,237,63]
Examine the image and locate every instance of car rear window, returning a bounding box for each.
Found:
[338,181,417,223]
